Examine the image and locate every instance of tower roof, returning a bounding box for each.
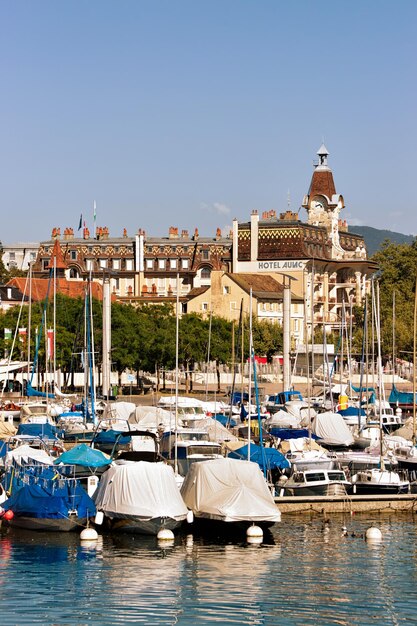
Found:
[308,142,336,199]
[47,238,67,270]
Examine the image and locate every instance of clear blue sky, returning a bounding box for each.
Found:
[1,0,416,244]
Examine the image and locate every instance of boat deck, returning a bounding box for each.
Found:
[275,493,417,514]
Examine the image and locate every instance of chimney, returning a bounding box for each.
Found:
[169,226,179,239]
[216,227,221,240]
[63,227,74,240]
[193,227,199,240]
[181,229,189,238]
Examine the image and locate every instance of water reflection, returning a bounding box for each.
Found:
[0,515,416,624]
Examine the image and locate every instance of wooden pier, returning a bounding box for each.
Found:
[275,493,417,514]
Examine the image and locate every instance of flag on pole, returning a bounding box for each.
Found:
[4,328,11,357]
[93,201,97,223]
[47,329,54,361]
[78,214,82,231]
[18,328,27,344]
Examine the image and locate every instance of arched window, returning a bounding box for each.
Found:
[69,268,79,279]
[201,267,211,279]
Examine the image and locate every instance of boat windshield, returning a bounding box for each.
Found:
[177,432,209,442]
[186,445,221,456]
[305,472,326,482]
[327,472,346,481]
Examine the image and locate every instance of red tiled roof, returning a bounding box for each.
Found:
[7,277,105,301]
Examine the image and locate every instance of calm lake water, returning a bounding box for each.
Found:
[1,513,417,626]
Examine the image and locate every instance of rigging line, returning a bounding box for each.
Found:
[30,269,54,386]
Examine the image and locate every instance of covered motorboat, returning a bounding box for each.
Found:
[53,443,111,478]
[181,457,281,530]
[1,465,96,531]
[312,412,355,449]
[93,462,188,535]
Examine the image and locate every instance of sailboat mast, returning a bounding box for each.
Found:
[247,288,253,461]
[174,273,179,476]
[413,277,417,445]
[27,263,32,381]
[102,272,111,399]
[392,290,396,387]
[53,256,57,391]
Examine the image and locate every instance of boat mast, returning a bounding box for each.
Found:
[204,305,212,401]
[413,277,417,445]
[392,289,396,388]
[374,280,384,469]
[247,287,253,461]
[174,273,179,476]
[102,272,111,400]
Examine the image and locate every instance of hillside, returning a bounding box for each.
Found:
[349,225,415,256]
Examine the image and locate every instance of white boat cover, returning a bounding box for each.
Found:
[312,411,355,447]
[180,457,281,523]
[197,417,239,443]
[5,444,54,466]
[128,406,182,430]
[264,410,300,429]
[102,401,136,422]
[93,462,188,521]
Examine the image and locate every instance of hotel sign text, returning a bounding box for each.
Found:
[237,260,307,272]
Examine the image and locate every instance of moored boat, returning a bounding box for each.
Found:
[181,457,281,531]
[93,461,189,535]
[280,468,350,497]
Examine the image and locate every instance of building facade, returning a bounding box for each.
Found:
[26,144,375,344]
[2,243,39,272]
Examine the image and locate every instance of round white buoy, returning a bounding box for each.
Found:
[247,525,263,540]
[80,527,99,541]
[157,528,175,541]
[366,526,382,541]
[247,535,263,545]
[186,510,194,524]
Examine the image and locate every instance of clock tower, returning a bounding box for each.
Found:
[302,143,345,259]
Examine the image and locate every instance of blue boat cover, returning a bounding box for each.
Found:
[230,391,249,405]
[213,413,237,428]
[338,406,366,417]
[26,381,55,399]
[269,428,318,440]
[389,384,417,405]
[17,423,59,439]
[93,429,131,446]
[54,443,111,468]
[228,443,290,470]
[2,473,96,519]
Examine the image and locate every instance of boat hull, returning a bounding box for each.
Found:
[6,515,86,532]
[350,484,410,495]
[105,515,184,535]
[284,483,349,497]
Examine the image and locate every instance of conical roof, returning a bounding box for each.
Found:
[47,238,67,270]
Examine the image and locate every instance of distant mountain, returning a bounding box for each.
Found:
[349,225,415,256]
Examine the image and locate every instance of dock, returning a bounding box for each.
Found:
[275,493,417,514]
